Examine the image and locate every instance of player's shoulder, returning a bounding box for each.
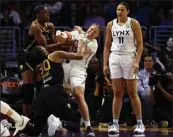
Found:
[107,19,116,29]
[30,21,40,31]
[47,22,55,27]
[88,39,98,49]
[130,17,140,25]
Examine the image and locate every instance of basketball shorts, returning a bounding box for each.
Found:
[62,63,87,90]
[109,52,138,79]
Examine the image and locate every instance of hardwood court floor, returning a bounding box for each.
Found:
[55,126,173,137]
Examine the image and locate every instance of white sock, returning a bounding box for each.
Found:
[137,118,143,125]
[113,118,119,125]
[10,110,23,124]
[84,120,91,127]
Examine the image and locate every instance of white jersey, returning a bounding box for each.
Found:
[69,31,98,68]
[111,17,136,54]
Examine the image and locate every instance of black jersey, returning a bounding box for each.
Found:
[36,56,64,87]
[23,21,52,51]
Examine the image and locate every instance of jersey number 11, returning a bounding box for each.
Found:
[118,37,124,44]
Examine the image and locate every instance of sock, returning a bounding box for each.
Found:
[62,121,80,133]
[10,110,23,124]
[113,118,119,125]
[84,120,91,127]
[137,118,143,125]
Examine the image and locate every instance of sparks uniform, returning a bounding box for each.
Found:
[22,56,80,136]
[109,17,137,79]
[63,31,98,89]
[19,21,53,105]
[19,21,52,72]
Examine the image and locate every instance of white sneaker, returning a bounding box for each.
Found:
[47,114,62,136]
[108,123,119,135]
[1,119,13,129]
[1,123,10,136]
[13,115,30,136]
[134,124,145,134]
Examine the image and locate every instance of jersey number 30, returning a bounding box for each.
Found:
[37,59,50,75]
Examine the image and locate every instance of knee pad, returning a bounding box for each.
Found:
[35,81,42,94]
[0,101,10,114]
[23,84,34,104]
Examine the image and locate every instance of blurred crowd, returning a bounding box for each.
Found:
[0,0,172,129]
[0,0,173,28]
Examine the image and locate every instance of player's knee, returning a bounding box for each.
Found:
[23,84,34,104]
[74,93,85,103]
[114,90,124,98]
[127,91,138,99]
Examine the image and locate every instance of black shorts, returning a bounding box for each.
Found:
[18,48,34,73]
[18,55,31,72]
[36,84,79,123]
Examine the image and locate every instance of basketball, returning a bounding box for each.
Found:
[55,30,72,43]
[63,31,72,39]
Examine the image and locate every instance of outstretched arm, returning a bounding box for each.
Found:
[30,24,72,53]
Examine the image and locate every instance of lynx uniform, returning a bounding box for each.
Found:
[109,17,137,79]
[19,20,53,105]
[63,31,98,89]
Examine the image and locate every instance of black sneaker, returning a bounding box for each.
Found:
[85,126,95,136]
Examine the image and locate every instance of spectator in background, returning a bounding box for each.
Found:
[59,2,83,27]
[69,3,77,27]
[137,55,156,125]
[131,0,154,27]
[76,0,86,26]
[159,8,173,26]
[85,57,99,96]
[0,9,15,26]
[44,0,63,25]
[85,57,102,125]
[140,28,161,69]
[86,0,102,16]
[142,28,161,56]
[8,5,21,26]
[84,5,105,27]
[103,0,117,23]
[85,57,111,126]
[158,37,173,72]
[153,73,173,127]
[44,0,62,15]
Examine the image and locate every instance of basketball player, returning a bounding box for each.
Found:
[14,42,85,136]
[57,24,101,136]
[103,2,145,135]
[0,101,29,136]
[20,5,72,117]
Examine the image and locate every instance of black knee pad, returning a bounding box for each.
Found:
[35,81,42,94]
[23,84,34,104]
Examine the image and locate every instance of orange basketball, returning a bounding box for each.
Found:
[64,31,72,39]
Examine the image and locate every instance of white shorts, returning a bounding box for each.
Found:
[109,52,138,79]
[62,63,87,90]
